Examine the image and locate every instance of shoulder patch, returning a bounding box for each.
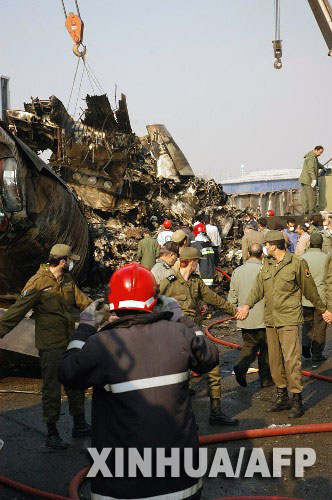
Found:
[305,269,311,278]
[167,275,177,282]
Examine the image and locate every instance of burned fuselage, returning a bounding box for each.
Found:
[0,124,90,298]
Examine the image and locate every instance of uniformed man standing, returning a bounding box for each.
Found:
[257,218,269,239]
[241,223,264,262]
[295,224,310,256]
[237,231,330,418]
[228,244,272,388]
[160,247,239,426]
[0,244,92,449]
[136,229,159,270]
[151,241,179,285]
[171,229,188,273]
[298,146,324,214]
[301,233,329,366]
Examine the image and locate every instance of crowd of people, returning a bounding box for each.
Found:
[0,211,331,500]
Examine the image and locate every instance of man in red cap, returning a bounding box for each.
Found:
[157,219,174,246]
[59,262,218,500]
[0,243,92,450]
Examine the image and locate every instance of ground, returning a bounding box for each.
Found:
[0,320,331,500]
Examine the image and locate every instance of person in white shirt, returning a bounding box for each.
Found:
[157,219,173,246]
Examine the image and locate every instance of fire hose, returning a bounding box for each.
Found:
[1,269,332,499]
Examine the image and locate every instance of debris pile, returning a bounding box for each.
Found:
[5,93,255,286]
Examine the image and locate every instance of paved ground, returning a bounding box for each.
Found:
[0,320,331,499]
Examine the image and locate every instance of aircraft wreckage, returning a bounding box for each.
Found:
[2,93,233,297]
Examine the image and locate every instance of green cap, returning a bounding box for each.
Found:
[264,230,284,243]
[310,233,323,245]
[50,244,80,261]
[171,229,187,243]
[179,247,204,260]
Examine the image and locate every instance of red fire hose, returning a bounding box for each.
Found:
[205,316,332,383]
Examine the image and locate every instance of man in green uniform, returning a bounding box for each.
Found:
[323,252,332,326]
[0,244,92,449]
[151,241,179,285]
[237,231,330,418]
[160,247,239,426]
[298,146,324,214]
[137,229,160,270]
[301,233,329,367]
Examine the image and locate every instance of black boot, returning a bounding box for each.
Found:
[267,387,291,412]
[209,398,239,426]
[46,423,68,450]
[302,346,311,359]
[288,393,304,418]
[233,366,247,387]
[72,413,91,438]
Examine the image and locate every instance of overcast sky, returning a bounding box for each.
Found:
[1,0,331,181]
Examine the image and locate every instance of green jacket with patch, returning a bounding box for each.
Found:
[0,265,92,349]
[245,251,325,327]
[325,254,332,312]
[298,151,323,185]
[160,271,237,324]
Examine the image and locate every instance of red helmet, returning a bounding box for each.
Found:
[193,223,206,236]
[162,219,172,229]
[108,262,157,313]
[266,209,275,217]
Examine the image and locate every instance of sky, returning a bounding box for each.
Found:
[1,0,331,182]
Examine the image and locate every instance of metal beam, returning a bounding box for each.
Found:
[308,0,332,55]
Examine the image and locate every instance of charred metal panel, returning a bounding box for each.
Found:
[146,124,194,179]
[0,124,90,297]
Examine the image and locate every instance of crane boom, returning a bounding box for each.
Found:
[308,0,332,55]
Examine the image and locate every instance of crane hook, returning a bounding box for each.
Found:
[272,39,283,70]
[73,42,86,58]
[274,58,282,69]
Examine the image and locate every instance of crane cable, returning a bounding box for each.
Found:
[272,0,283,69]
[61,0,105,116]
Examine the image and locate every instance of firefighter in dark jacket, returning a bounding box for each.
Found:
[59,262,218,500]
[191,223,215,286]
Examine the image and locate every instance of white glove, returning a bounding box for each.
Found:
[311,180,317,188]
[79,299,109,328]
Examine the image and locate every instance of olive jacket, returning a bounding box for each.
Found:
[0,265,91,349]
[241,230,264,262]
[298,151,323,185]
[137,235,159,270]
[245,251,325,327]
[300,248,328,307]
[325,254,332,312]
[160,271,237,324]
